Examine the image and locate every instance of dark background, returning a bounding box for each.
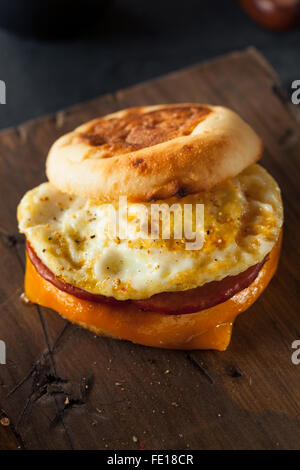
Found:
[0,0,299,130]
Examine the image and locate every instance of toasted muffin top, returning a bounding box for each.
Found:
[46,104,263,201]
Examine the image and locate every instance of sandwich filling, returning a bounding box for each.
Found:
[18,164,283,302]
[26,239,267,314]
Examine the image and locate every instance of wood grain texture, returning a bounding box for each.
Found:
[0,47,299,450]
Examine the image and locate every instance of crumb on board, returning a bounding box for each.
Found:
[0,417,10,427]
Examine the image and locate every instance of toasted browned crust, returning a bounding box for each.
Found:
[46,104,263,201]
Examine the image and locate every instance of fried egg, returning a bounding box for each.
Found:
[17,164,283,300]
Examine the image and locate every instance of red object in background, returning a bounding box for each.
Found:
[239,0,300,30]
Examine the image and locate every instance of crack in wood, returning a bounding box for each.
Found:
[6,365,36,399]
[226,365,243,379]
[50,376,94,429]
[185,353,215,385]
[32,310,74,448]
[5,240,76,449]
[7,352,95,449]
[51,323,71,353]
[36,305,57,373]
[0,229,24,248]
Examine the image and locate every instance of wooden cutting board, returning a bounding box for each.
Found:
[0,47,299,450]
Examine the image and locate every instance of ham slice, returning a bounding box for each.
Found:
[26,240,266,315]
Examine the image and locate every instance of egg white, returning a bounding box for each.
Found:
[18,164,283,300]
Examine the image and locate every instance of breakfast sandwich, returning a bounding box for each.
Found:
[17,104,283,350]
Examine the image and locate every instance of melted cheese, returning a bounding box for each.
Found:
[18,164,283,300]
[24,232,282,350]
